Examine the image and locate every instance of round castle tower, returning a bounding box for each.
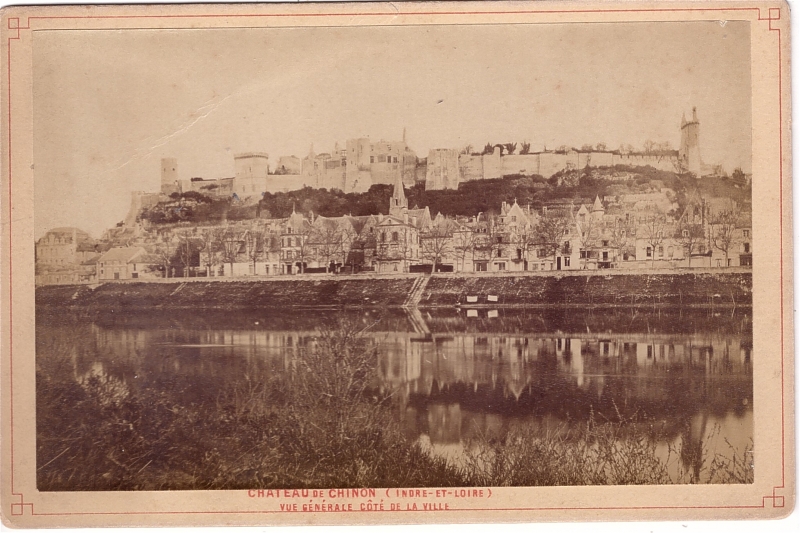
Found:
[679,107,702,176]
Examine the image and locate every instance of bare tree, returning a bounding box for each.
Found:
[176,234,198,277]
[473,214,504,266]
[312,222,347,272]
[246,228,266,274]
[576,213,600,269]
[608,223,633,265]
[452,227,476,272]
[710,211,739,267]
[641,216,666,267]
[676,221,706,266]
[155,236,176,278]
[534,214,570,267]
[198,228,221,277]
[421,224,454,274]
[219,228,243,276]
[291,224,315,274]
[511,222,537,267]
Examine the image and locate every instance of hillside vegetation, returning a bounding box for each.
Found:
[139,165,751,225]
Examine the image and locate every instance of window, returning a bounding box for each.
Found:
[743,243,750,253]
[392,232,399,242]
[564,257,570,267]
[370,156,374,163]
[646,247,652,258]
[497,262,506,271]
[393,263,398,272]
[511,216,517,222]
[265,265,270,274]
[658,246,664,257]
[475,262,488,272]
[682,230,689,237]
[743,229,750,238]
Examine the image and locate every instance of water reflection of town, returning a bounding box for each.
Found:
[44,309,752,475]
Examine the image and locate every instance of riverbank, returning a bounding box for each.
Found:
[36,269,751,311]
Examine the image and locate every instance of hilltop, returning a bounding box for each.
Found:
[137,164,751,226]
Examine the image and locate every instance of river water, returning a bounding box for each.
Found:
[36,307,752,482]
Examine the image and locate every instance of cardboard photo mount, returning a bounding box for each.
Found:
[0,1,794,527]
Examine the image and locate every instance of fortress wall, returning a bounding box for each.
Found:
[482,150,503,180]
[579,152,615,168]
[345,170,373,193]
[263,174,309,194]
[501,154,541,176]
[426,149,460,190]
[125,192,161,226]
[458,154,484,182]
[614,154,678,172]
[538,153,570,177]
[370,163,401,186]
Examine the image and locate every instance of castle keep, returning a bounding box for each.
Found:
[141,107,714,209]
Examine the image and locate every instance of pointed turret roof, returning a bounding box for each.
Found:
[592,195,604,213]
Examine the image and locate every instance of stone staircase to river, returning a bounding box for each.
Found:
[403,275,430,308]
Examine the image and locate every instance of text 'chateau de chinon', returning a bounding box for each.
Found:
[36,108,752,285]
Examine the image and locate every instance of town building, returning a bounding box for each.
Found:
[97,246,152,280]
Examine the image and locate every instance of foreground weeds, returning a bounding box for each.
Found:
[36,321,752,490]
[459,412,753,486]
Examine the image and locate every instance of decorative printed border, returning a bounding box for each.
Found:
[3,3,789,520]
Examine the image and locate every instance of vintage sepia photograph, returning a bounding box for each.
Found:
[1,1,793,527]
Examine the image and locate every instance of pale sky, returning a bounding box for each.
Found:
[33,21,751,238]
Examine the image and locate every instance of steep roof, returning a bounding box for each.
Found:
[98,246,146,264]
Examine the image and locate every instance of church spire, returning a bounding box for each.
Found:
[389,173,408,218]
